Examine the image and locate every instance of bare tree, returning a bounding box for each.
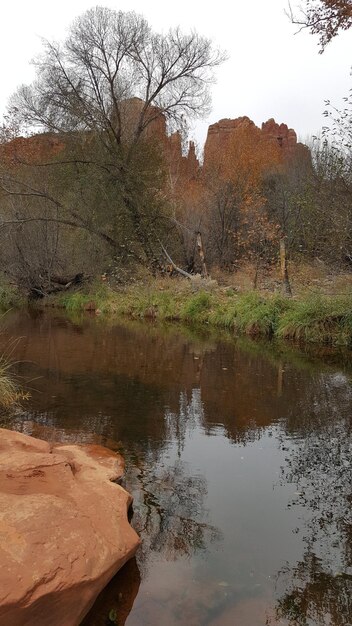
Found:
[8,7,225,151]
[0,6,226,281]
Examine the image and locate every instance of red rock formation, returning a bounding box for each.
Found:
[0,98,200,183]
[0,428,140,626]
[261,118,298,149]
[0,133,65,166]
[0,105,306,190]
[185,140,199,178]
[118,97,167,142]
[203,116,256,165]
[167,132,200,185]
[203,115,308,170]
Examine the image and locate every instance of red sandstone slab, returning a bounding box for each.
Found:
[0,428,140,626]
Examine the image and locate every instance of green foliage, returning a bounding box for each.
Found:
[50,281,352,347]
[57,292,91,312]
[232,292,289,336]
[55,282,113,312]
[181,291,213,321]
[0,281,23,311]
[277,293,352,345]
[208,292,289,335]
[209,300,239,329]
[108,608,118,624]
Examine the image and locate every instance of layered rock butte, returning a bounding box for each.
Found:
[0,428,140,626]
[0,98,308,185]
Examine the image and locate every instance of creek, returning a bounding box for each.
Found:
[1,310,351,626]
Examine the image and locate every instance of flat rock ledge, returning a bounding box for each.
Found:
[0,428,140,626]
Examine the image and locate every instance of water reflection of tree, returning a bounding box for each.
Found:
[126,389,222,574]
[274,550,352,626]
[274,381,352,626]
[165,388,204,456]
[132,458,221,564]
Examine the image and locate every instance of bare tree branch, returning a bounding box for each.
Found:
[288,0,352,51]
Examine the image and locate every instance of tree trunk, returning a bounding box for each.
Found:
[280,237,292,297]
[252,254,260,289]
[196,231,208,278]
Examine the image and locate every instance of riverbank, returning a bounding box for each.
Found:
[44,277,352,347]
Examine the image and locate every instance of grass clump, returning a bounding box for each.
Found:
[54,282,113,312]
[209,292,289,336]
[233,292,290,336]
[57,291,92,312]
[277,293,352,345]
[209,300,239,330]
[181,291,213,322]
[0,357,27,409]
[102,287,181,319]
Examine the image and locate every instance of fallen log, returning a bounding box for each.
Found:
[28,273,87,300]
[51,273,84,286]
[159,242,193,279]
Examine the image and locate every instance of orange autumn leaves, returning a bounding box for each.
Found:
[215,124,283,260]
[212,123,282,199]
[173,121,284,267]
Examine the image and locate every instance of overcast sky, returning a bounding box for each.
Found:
[0,0,350,149]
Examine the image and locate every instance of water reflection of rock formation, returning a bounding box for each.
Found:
[3,313,352,625]
[3,312,352,448]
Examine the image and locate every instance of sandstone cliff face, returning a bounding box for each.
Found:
[0,428,140,626]
[0,133,65,167]
[0,98,200,182]
[261,118,297,149]
[118,96,167,142]
[0,104,306,188]
[203,116,256,163]
[203,115,306,169]
[166,132,200,185]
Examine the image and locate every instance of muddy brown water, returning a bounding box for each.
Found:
[1,309,352,626]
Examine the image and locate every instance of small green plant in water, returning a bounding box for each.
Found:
[108,608,118,624]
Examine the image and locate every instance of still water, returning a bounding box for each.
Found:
[1,310,351,626]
